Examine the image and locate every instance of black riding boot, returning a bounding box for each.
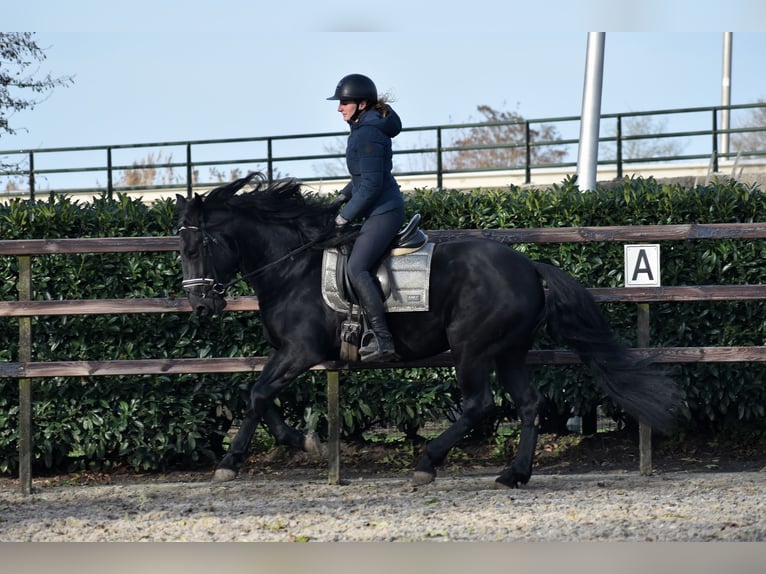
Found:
[352,271,396,362]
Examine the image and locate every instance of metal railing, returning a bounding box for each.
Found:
[1,102,765,200]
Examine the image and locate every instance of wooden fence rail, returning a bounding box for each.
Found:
[2,223,766,494]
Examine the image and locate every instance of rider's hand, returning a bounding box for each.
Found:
[334,214,348,231]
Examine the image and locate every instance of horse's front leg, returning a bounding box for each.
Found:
[213,351,319,482]
[262,404,324,458]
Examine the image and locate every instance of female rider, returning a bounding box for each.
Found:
[327,73,405,362]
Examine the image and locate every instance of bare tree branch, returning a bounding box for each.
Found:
[0,32,74,141]
[447,105,567,170]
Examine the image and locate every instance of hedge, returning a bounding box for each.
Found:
[1,176,765,473]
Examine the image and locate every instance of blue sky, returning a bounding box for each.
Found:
[2,2,766,181]
[4,31,765,149]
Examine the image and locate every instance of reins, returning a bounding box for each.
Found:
[229,236,323,288]
[180,223,349,295]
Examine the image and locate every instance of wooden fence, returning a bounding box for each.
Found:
[2,223,766,495]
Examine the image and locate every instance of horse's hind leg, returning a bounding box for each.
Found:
[494,354,542,488]
[412,361,495,486]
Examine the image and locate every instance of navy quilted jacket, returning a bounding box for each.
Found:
[338,105,404,222]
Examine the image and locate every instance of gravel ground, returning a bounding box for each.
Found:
[1,468,765,542]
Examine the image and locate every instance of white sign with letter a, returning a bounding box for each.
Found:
[624,244,661,287]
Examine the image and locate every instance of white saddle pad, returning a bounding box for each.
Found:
[321,243,435,313]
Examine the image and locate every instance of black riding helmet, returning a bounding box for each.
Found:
[327,74,378,104]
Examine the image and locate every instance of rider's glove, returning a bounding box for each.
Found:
[334,214,348,230]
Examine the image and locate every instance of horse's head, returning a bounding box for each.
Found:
[175,174,257,316]
[177,173,341,316]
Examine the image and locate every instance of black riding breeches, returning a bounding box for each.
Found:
[347,207,406,282]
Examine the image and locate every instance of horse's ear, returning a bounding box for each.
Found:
[175,194,187,219]
[176,193,205,223]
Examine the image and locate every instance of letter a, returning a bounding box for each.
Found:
[631,249,654,281]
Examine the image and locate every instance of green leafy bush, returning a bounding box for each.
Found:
[1,177,765,474]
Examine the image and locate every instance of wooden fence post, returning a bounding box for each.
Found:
[326,371,340,485]
[18,256,33,495]
[637,303,652,476]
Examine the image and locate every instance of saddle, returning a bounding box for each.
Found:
[320,214,434,361]
[336,214,429,307]
[391,213,429,256]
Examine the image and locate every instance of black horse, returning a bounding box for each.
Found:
[176,173,683,488]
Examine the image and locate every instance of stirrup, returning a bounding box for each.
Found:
[359,331,396,362]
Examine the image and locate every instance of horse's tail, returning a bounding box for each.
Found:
[533,261,685,433]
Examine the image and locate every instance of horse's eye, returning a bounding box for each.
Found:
[181,245,199,258]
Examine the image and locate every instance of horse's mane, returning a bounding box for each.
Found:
[202,173,350,246]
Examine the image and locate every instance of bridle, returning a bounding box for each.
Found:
[179,220,329,298]
[179,222,229,298]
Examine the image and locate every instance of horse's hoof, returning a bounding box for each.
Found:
[494,478,515,490]
[412,470,436,486]
[494,470,528,489]
[212,468,237,483]
[304,431,325,459]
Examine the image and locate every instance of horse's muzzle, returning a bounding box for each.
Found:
[187,291,228,316]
